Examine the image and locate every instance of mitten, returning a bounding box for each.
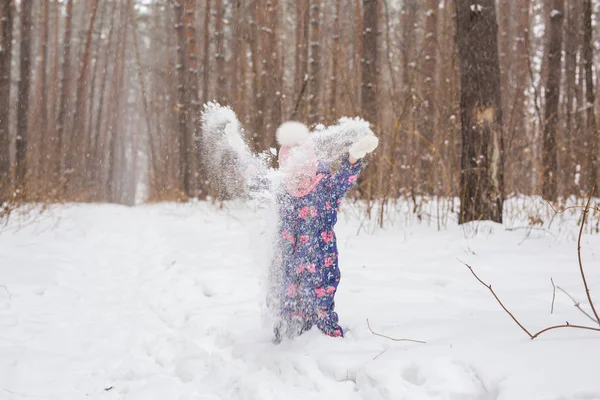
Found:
[348,135,379,159]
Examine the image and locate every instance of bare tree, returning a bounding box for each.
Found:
[15,0,33,192]
[329,0,341,121]
[420,0,439,193]
[542,0,564,201]
[456,0,504,223]
[307,0,322,126]
[215,0,226,103]
[294,0,309,121]
[563,0,580,194]
[69,0,99,192]
[184,0,199,195]
[35,0,50,176]
[582,0,598,191]
[262,0,282,146]
[361,0,379,128]
[0,0,14,201]
[201,0,211,106]
[56,0,74,177]
[174,0,189,195]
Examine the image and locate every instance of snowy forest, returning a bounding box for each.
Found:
[3,1,600,398]
[0,0,597,222]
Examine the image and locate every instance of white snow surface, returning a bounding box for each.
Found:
[1,201,600,400]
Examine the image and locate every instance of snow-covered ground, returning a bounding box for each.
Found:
[0,201,599,400]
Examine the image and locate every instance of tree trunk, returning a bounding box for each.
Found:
[508,0,530,194]
[563,0,579,194]
[542,0,564,201]
[497,0,512,124]
[294,0,309,121]
[262,0,281,147]
[419,0,439,193]
[15,0,33,191]
[36,0,50,177]
[69,0,99,191]
[184,0,198,195]
[400,0,417,101]
[56,0,73,177]
[456,0,504,224]
[201,0,211,106]
[107,3,128,202]
[307,0,322,126]
[0,0,14,201]
[583,0,598,191]
[329,0,341,122]
[354,0,362,103]
[361,0,379,127]
[249,0,263,148]
[49,0,60,163]
[91,1,117,186]
[215,0,226,103]
[231,0,241,110]
[174,0,189,195]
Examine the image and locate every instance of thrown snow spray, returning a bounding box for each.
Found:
[198,102,377,339]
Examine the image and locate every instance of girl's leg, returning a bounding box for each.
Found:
[314,284,343,337]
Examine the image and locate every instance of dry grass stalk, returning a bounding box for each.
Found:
[367,318,426,344]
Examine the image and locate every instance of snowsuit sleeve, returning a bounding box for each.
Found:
[330,156,362,205]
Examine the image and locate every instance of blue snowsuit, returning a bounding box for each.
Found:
[271,157,363,340]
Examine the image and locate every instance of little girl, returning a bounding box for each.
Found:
[269,122,378,342]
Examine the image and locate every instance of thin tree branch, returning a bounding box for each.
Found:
[550,277,556,314]
[542,193,600,214]
[531,322,600,339]
[458,259,533,337]
[460,259,600,340]
[366,319,426,344]
[556,285,598,324]
[373,349,386,360]
[576,187,600,324]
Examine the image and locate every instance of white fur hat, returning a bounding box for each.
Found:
[275,121,310,147]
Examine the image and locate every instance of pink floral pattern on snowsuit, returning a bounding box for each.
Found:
[271,157,362,340]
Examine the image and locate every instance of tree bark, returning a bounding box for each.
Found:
[0,0,14,201]
[91,1,117,185]
[201,0,211,106]
[15,0,33,191]
[307,0,322,126]
[361,0,379,128]
[36,0,50,177]
[456,0,504,223]
[329,0,341,122]
[249,0,263,148]
[107,3,128,202]
[174,0,189,195]
[294,0,309,121]
[184,0,198,195]
[354,0,362,103]
[215,0,226,103]
[563,0,579,194]
[262,0,281,147]
[231,0,241,110]
[420,0,439,193]
[69,0,99,190]
[56,0,73,177]
[582,0,598,191]
[542,0,564,201]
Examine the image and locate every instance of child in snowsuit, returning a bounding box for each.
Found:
[270,122,378,341]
